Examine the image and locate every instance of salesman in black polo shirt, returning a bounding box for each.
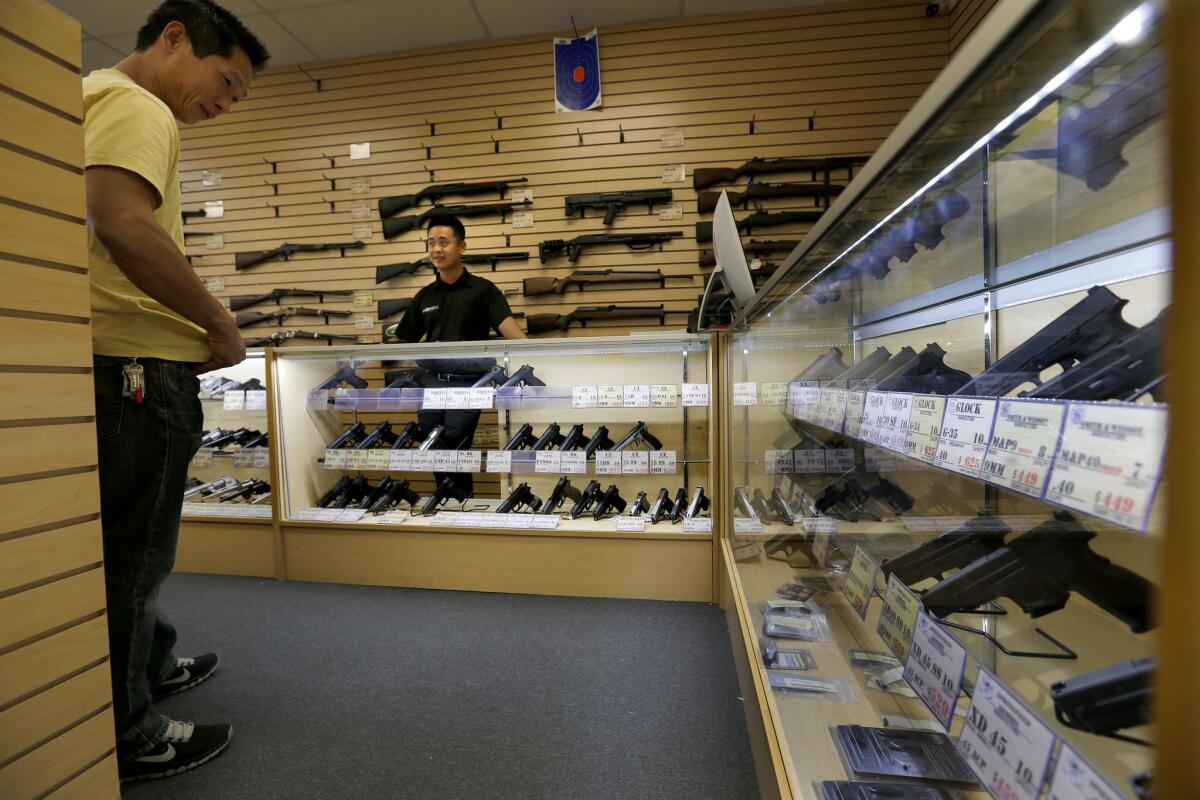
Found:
[393,214,526,496]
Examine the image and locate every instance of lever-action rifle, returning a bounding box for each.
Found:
[377,177,527,219]
[526,304,668,335]
[538,231,683,263]
[229,287,355,311]
[692,156,869,191]
[564,189,673,225]
[243,330,359,347]
[375,252,530,283]
[235,241,365,271]
[235,307,353,328]
[522,268,666,297]
[383,200,531,240]
[695,210,824,244]
[697,182,843,214]
[699,240,798,268]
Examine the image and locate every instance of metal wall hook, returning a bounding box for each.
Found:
[420,142,432,160]
[425,164,435,182]
[262,157,278,174]
[577,128,584,146]
[491,135,500,154]
[424,119,436,136]
[618,124,624,143]
[808,109,816,130]
[494,109,503,129]
[297,64,321,91]
[749,114,756,135]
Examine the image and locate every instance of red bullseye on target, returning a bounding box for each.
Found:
[554,30,602,111]
[573,66,586,83]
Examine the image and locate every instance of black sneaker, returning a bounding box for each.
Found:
[153,653,219,700]
[119,720,232,783]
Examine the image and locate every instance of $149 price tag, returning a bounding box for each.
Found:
[957,669,1057,800]
[903,611,967,731]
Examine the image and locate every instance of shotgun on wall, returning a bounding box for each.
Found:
[377,177,528,218]
[235,241,365,271]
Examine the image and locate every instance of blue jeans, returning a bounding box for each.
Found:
[94,355,203,758]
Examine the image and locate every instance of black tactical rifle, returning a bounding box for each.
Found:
[378,298,413,320]
[377,178,527,218]
[235,241,365,271]
[695,210,824,244]
[375,252,530,283]
[692,156,868,191]
[229,287,355,311]
[697,182,842,214]
[564,189,673,225]
[382,200,531,239]
[538,231,683,263]
[698,240,799,268]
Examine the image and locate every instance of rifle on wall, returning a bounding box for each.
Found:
[692,155,868,190]
[377,178,528,218]
[228,287,355,311]
[235,307,354,328]
[375,252,529,283]
[538,231,683,263]
[525,304,672,335]
[235,241,365,271]
[522,268,668,296]
[564,189,673,225]
[382,199,531,239]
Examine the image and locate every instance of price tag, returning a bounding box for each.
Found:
[595,451,622,475]
[903,611,968,731]
[981,399,1067,498]
[649,450,676,474]
[823,388,849,433]
[733,382,758,406]
[511,211,534,229]
[456,451,482,472]
[222,390,245,410]
[598,385,623,408]
[1043,403,1166,532]
[787,382,820,420]
[349,142,371,159]
[793,449,825,474]
[337,508,367,523]
[469,388,494,409]
[190,448,213,468]
[621,451,649,474]
[572,385,598,408]
[1047,743,1126,800]
[864,446,899,473]
[486,451,511,473]
[760,382,789,406]
[389,450,413,471]
[682,517,712,533]
[824,448,855,473]
[324,449,346,469]
[510,187,533,202]
[252,448,270,468]
[201,200,224,218]
[844,390,867,437]
[446,388,471,409]
[858,391,888,444]
[765,450,794,474]
[352,290,372,307]
[560,451,586,474]
[291,508,325,521]
[351,201,371,220]
[350,177,370,194]
[661,164,686,183]
[843,546,880,621]
[530,515,560,530]
[661,129,685,148]
[346,449,370,470]
[935,397,997,478]
[880,393,915,452]
[877,573,920,662]
[650,384,678,407]
[366,450,390,470]
[244,390,267,410]
[422,388,448,410]
[616,516,646,532]
[354,314,374,330]
[410,451,437,471]
[352,223,372,240]
[535,451,561,473]
[205,234,224,250]
[803,517,837,534]
[681,383,709,407]
[811,532,833,566]
[958,669,1057,800]
[734,517,763,534]
[433,451,458,472]
[201,169,221,186]
[200,276,224,292]
[623,384,651,407]
[657,203,683,221]
[905,395,946,464]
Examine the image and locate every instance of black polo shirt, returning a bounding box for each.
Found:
[394,268,513,343]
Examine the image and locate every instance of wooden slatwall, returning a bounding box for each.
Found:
[949,0,1000,53]
[0,2,119,798]
[178,0,951,345]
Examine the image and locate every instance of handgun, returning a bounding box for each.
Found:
[592,485,627,520]
[497,482,542,514]
[610,421,663,451]
[682,486,710,521]
[648,488,674,524]
[355,421,396,450]
[768,489,798,526]
[503,423,536,451]
[327,422,367,450]
[418,425,445,451]
[359,477,394,510]
[867,478,915,516]
[881,514,1012,586]
[384,368,423,389]
[471,363,510,388]
[390,421,422,450]
[531,423,565,451]
[834,347,894,384]
[628,491,650,516]
[1050,658,1154,737]
[316,365,369,391]
[569,480,602,519]
[735,486,758,519]
[369,478,420,514]
[418,477,471,515]
[751,488,776,522]
[874,342,971,395]
[559,424,587,452]
[793,348,850,382]
[921,512,1155,633]
[1026,309,1166,402]
[583,426,614,458]
[544,477,583,513]
[331,476,369,509]
[497,364,545,388]
[668,487,689,523]
[764,533,819,567]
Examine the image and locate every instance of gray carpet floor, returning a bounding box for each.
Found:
[122,573,759,800]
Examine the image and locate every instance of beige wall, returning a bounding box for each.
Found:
[950,0,1001,53]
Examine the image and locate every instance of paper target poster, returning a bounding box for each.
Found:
[554,29,602,112]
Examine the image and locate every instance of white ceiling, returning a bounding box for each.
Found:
[54,0,832,74]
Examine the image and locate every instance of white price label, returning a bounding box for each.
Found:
[594,451,622,474]
[787,382,820,420]
[903,611,968,731]
[650,384,678,407]
[244,390,267,410]
[352,223,372,240]
[349,142,371,159]
[765,450,794,474]
[511,211,534,229]
[422,388,448,410]
[354,314,374,330]
[411,451,437,471]
[252,448,269,468]
[203,200,224,218]
[446,388,471,409]
[535,451,562,473]
[649,450,676,474]
[530,515,560,530]
[802,517,837,534]
[352,290,373,307]
[201,169,221,186]
[824,448,855,473]
[350,177,370,194]
[337,508,368,523]
[858,391,889,444]
[733,382,758,406]
[597,385,623,408]
[661,129,685,148]
[389,450,413,471]
[681,383,709,407]
[485,451,511,473]
[760,382,789,406]
[351,201,371,220]
[905,395,946,464]
[794,449,826,474]
[1044,403,1166,532]
[433,451,458,472]
[843,546,880,621]
[190,448,213,468]
[346,449,370,470]
[205,234,224,250]
[657,203,683,221]
[844,390,867,437]
[572,385,598,408]
[823,388,849,433]
[324,449,347,470]
[623,384,651,408]
[734,517,763,534]
[981,400,1066,498]
[366,450,390,470]
[661,164,686,183]
[200,276,224,292]
[560,451,586,474]
[456,450,482,472]
[958,669,1057,800]
[682,517,712,533]
[621,451,649,474]
[880,393,915,452]
[616,516,646,532]
[877,573,920,663]
[469,388,495,409]
[934,397,997,478]
[510,187,533,202]
[1047,743,1125,800]
[222,390,245,410]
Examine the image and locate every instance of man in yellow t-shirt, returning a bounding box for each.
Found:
[82,0,268,783]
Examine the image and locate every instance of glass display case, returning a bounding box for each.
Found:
[182,351,273,520]
[269,333,714,534]
[722,1,1165,798]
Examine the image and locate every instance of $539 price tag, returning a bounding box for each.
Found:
[957,669,1057,800]
[903,611,967,731]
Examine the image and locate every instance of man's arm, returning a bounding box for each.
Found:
[497,316,527,339]
[85,165,243,373]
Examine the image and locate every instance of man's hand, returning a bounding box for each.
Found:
[195,320,246,374]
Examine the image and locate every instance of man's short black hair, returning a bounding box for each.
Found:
[426,214,466,241]
[137,0,270,71]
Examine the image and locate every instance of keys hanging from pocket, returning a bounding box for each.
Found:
[122,359,145,404]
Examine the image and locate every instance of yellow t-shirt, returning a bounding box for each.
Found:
[83,68,209,361]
